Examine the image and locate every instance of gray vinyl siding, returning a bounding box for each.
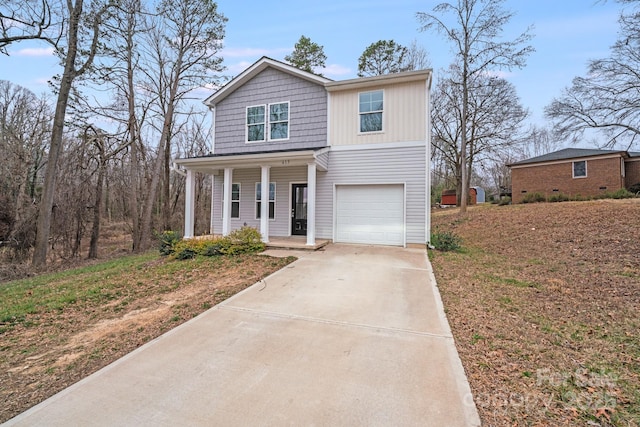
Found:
[214,67,328,155]
[210,145,426,244]
[315,150,329,171]
[212,166,307,237]
[316,144,427,244]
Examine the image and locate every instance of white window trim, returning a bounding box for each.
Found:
[246,101,290,143]
[358,89,384,134]
[572,160,587,178]
[255,182,276,220]
[246,105,266,143]
[268,101,290,141]
[224,183,241,219]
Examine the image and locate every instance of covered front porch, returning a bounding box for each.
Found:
[174,148,329,247]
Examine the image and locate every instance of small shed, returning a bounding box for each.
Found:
[440,188,477,206]
[472,187,485,203]
[441,190,457,205]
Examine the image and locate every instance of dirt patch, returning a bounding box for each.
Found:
[0,253,295,423]
[431,199,640,426]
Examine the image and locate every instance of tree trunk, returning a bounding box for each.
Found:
[32,1,83,267]
[88,159,105,259]
[162,133,171,231]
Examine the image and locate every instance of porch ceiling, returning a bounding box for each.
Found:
[174,148,328,173]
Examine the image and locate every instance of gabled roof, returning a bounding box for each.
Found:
[507,148,630,167]
[325,68,432,91]
[203,56,332,107]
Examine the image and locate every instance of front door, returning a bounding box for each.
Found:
[291,184,307,236]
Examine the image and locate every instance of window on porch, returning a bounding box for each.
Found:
[256,182,275,219]
[230,183,240,218]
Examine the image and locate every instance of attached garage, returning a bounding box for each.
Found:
[334,184,405,246]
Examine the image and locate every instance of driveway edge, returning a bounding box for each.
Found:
[424,252,482,426]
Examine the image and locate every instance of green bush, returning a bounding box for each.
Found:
[608,188,635,199]
[157,230,181,256]
[430,229,463,252]
[165,226,266,260]
[548,193,570,203]
[521,192,546,204]
[225,226,265,254]
[498,196,511,206]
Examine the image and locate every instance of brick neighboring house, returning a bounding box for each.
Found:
[507,148,640,204]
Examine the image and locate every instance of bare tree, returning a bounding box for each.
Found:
[0,80,52,259]
[136,0,225,250]
[10,0,115,266]
[0,0,59,53]
[418,0,534,212]
[83,0,151,252]
[432,65,528,204]
[83,127,128,259]
[546,1,640,149]
[404,40,431,71]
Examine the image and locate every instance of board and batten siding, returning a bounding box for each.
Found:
[211,166,308,237]
[316,143,427,244]
[213,67,328,155]
[328,80,427,146]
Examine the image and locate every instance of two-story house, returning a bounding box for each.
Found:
[174,57,432,247]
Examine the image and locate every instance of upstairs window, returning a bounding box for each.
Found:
[573,160,587,178]
[359,90,383,133]
[256,182,276,219]
[247,102,289,142]
[269,102,289,140]
[247,106,266,142]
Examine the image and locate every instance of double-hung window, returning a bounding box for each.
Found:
[246,102,289,142]
[359,90,383,133]
[573,160,587,178]
[247,106,266,142]
[256,182,276,219]
[269,102,289,140]
[230,183,240,218]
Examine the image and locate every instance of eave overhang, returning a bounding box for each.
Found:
[174,148,329,173]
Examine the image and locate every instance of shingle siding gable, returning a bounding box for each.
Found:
[213,67,328,155]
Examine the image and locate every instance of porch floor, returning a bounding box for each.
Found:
[265,236,331,251]
[191,234,330,251]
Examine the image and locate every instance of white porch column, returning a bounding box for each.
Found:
[260,165,270,243]
[222,167,233,236]
[209,175,215,235]
[306,162,316,246]
[184,169,195,238]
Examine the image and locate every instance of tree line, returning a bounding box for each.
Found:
[1,0,638,266]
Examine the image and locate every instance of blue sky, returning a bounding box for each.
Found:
[0,0,626,127]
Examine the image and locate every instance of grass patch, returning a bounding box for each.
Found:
[0,253,157,328]
[484,274,539,289]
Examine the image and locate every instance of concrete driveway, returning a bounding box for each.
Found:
[3,244,480,427]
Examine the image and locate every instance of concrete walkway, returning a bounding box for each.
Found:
[4,244,480,427]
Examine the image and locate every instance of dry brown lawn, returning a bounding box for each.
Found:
[431,199,640,426]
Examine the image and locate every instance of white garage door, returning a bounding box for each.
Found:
[335,184,405,246]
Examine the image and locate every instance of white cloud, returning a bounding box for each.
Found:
[225,60,255,75]
[321,63,353,79]
[15,47,55,57]
[222,46,290,58]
